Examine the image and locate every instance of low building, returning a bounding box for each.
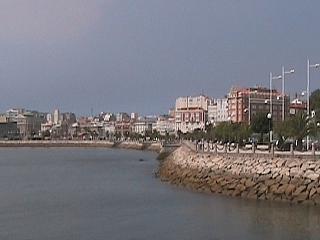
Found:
[290,98,307,116]
[6,108,25,122]
[0,113,19,139]
[16,111,46,139]
[132,116,156,136]
[155,115,175,135]
[115,121,132,137]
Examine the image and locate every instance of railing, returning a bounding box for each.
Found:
[192,140,319,158]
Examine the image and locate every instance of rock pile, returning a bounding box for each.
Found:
[159,145,320,205]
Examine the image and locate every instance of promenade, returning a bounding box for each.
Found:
[193,141,320,158]
[159,142,320,205]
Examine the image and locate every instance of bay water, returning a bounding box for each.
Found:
[0,148,319,240]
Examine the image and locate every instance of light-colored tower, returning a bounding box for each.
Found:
[53,109,60,124]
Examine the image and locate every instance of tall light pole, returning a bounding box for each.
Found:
[269,72,282,142]
[281,66,295,121]
[306,59,320,150]
[248,89,257,125]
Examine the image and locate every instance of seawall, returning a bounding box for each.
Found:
[159,144,320,205]
[0,140,162,152]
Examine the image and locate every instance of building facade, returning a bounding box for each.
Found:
[175,95,212,133]
[208,98,229,125]
[228,86,289,124]
[0,115,19,139]
[289,98,307,116]
[16,112,46,138]
[155,115,175,136]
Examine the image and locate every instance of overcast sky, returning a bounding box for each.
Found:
[1,0,320,115]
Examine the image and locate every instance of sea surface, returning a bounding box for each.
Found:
[0,148,319,240]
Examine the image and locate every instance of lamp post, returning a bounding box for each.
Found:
[248,89,258,125]
[269,72,282,122]
[267,112,272,143]
[306,59,320,150]
[269,72,282,138]
[281,66,295,121]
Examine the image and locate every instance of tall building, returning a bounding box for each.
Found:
[175,95,212,133]
[53,109,60,124]
[228,86,289,124]
[46,113,52,123]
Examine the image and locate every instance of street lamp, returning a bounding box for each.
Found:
[306,59,320,150]
[269,72,282,121]
[281,66,295,121]
[267,112,272,143]
[248,89,258,125]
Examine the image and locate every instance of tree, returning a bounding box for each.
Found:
[310,89,320,114]
[214,122,232,142]
[234,123,251,145]
[274,112,314,150]
[205,123,216,141]
[191,128,205,141]
[213,122,251,144]
[250,112,271,142]
[177,129,182,140]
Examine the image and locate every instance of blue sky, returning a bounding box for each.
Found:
[1,0,320,115]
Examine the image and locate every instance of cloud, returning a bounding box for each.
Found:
[0,0,105,42]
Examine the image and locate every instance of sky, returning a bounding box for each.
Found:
[1,0,320,115]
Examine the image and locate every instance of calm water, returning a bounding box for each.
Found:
[0,148,319,240]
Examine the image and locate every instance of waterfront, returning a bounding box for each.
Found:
[0,148,319,239]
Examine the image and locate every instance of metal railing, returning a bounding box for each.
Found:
[193,140,319,158]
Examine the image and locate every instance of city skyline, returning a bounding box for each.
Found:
[1,1,320,115]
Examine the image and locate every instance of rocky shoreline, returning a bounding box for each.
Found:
[0,140,162,152]
[159,144,320,205]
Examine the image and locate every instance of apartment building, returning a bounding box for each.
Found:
[228,86,289,124]
[208,98,229,125]
[175,95,212,133]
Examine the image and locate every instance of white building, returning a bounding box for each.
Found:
[41,122,53,132]
[130,112,139,120]
[132,121,149,135]
[175,95,212,133]
[103,113,114,122]
[132,116,156,135]
[6,108,24,122]
[46,113,52,123]
[156,115,175,135]
[208,98,229,125]
[53,109,61,124]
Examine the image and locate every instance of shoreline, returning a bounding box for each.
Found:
[159,144,320,205]
[0,140,162,153]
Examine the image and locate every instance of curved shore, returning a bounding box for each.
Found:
[0,140,162,152]
[159,144,320,205]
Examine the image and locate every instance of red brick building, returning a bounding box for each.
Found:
[228,86,289,124]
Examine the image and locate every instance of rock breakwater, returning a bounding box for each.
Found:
[159,145,320,205]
